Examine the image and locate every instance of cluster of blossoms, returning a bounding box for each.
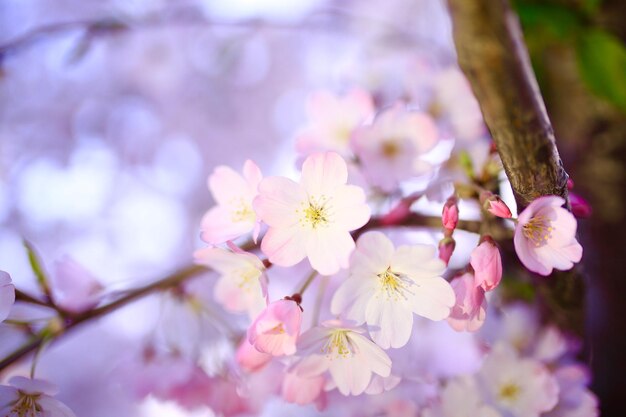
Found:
[0,85,593,416]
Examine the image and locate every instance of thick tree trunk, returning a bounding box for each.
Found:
[447,0,584,334]
[447,0,570,210]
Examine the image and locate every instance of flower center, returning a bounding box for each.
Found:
[522,215,553,247]
[377,268,416,301]
[498,382,521,402]
[12,393,42,416]
[268,323,285,334]
[322,330,355,359]
[236,267,260,293]
[380,140,401,158]
[229,198,255,223]
[297,196,332,229]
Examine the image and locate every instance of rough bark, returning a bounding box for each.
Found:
[447,0,570,210]
[447,0,584,334]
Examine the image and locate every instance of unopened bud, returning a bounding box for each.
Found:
[570,192,592,219]
[442,196,459,231]
[438,237,456,265]
[480,191,512,219]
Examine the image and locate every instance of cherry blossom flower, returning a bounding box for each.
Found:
[200,160,263,244]
[351,104,439,192]
[248,299,302,356]
[254,152,370,275]
[447,273,487,332]
[292,320,391,396]
[0,271,15,323]
[470,238,502,292]
[194,247,266,319]
[51,256,103,313]
[331,232,454,348]
[514,196,583,276]
[295,89,374,157]
[478,344,559,417]
[236,339,272,372]
[0,376,76,417]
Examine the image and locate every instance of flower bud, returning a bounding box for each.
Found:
[438,237,456,265]
[480,191,512,219]
[569,192,592,219]
[442,196,459,231]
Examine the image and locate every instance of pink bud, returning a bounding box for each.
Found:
[235,339,272,372]
[282,371,327,409]
[438,237,456,265]
[247,299,302,356]
[380,194,420,226]
[480,191,512,218]
[442,196,459,231]
[567,178,575,190]
[569,192,592,219]
[470,237,502,291]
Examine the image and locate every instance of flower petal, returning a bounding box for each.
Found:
[301,152,348,196]
[254,177,305,228]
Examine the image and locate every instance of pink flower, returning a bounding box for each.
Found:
[51,256,103,313]
[447,273,487,332]
[0,271,15,323]
[254,152,370,275]
[545,365,599,417]
[0,376,76,417]
[236,339,272,372]
[292,320,391,396]
[514,196,583,276]
[194,247,267,319]
[442,196,459,231]
[295,89,374,157]
[248,299,302,356]
[351,105,439,192]
[470,238,502,292]
[479,344,559,417]
[200,160,263,244]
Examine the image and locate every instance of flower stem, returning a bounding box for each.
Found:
[297,270,318,295]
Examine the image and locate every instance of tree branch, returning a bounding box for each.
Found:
[447,0,570,210]
[447,0,584,334]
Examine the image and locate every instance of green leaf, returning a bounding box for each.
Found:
[515,4,581,41]
[577,29,626,113]
[23,240,52,297]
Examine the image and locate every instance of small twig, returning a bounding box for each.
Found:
[14,290,52,309]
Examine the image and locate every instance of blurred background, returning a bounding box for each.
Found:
[0,0,624,416]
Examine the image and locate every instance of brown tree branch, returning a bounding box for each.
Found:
[447,0,570,210]
[447,0,584,334]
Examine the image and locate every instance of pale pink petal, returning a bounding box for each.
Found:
[365,297,414,349]
[391,245,444,277]
[409,276,455,321]
[254,176,305,228]
[242,159,263,188]
[261,226,307,267]
[330,274,377,321]
[470,241,502,292]
[514,227,552,276]
[200,206,254,244]
[293,354,331,378]
[208,165,251,205]
[349,334,391,377]
[351,232,395,275]
[301,152,348,196]
[329,356,372,396]
[305,229,355,275]
[328,185,371,231]
[0,271,15,323]
[236,339,272,372]
[9,376,59,396]
[36,396,77,417]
